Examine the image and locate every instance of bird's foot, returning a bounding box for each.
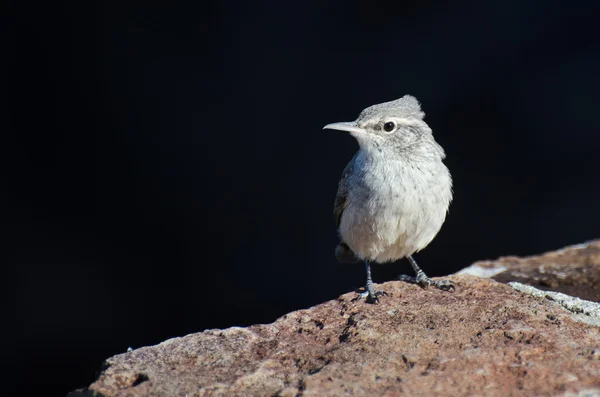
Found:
[398,272,455,291]
[358,284,387,304]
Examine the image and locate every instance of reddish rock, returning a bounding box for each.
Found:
[86,274,600,397]
[461,240,600,301]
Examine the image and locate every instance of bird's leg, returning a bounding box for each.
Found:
[398,255,455,291]
[360,261,385,303]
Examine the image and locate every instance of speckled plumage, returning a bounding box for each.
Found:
[331,95,452,264]
[357,95,425,121]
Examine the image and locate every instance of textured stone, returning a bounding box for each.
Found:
[458,240,600,301]
[85,274,600,397]
[508,282,600,327]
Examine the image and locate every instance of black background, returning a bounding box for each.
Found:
[4,1,600,395]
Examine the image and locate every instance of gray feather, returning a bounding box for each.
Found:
[358,95,424,121]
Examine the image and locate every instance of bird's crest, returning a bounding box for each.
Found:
[358,95,425,120]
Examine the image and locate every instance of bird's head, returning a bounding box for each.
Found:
[324,95,442,158]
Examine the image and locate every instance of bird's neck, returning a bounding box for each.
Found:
[357,139,445,167]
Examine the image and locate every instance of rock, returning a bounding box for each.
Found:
[508,282,600,327]
[458,240,600,301]
[84,269,600,397]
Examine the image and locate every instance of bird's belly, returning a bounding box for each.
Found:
[340,193,447,263]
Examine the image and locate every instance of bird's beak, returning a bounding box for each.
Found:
[322,121,366,135]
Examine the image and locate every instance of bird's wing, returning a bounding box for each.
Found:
[334,153,358,229]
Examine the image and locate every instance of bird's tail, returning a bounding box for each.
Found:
[335,242,359,263]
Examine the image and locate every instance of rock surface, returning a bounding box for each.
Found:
[83,257,600,397]
[459,240,600,301]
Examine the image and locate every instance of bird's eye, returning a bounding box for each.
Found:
[383,121,395,132]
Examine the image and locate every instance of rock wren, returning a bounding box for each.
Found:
[324,95,454,302]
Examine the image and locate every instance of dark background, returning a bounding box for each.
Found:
[4,1,600,395]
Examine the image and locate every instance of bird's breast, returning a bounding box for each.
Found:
[339,158,451,263]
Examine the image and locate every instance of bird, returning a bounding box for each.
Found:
[324,95,454,303]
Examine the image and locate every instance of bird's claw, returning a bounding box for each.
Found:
[398,274,455,291]
[359,289,387,304]
[432,279,455,291]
